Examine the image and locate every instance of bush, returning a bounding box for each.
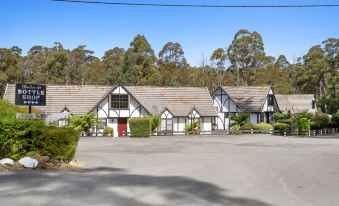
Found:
[0,99,39,118]
[69,113,97,135]
[149,116,161,131]
[277,119,292,125]
[184,120,199,134]
[273,123,290,132]
[239,123,255,130]
[230,112,250,127]
[254,123,273,130]
[103,127,113,136]
[313,112,329,129]
[331,113,339,128]
[310,121,321,130]
[32,127,79,161]
[129,117,151,137]
[0,118,79,161]
[230,124,240,130]
[0,118,44,159]
[298,118,310,135]
[272,113,290,122]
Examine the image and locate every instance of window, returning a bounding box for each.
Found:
[161,118,173,131]
[268,95,274,106]
[224,112,229,118]
[260,113,264,123]
[111,94,129,109]
[311,100,315,109]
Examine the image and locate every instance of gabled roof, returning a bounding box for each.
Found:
[3,84,111,115]
[3,84,217,117]
[276,94,314,113]
[125,86,217,117]
[221,86,271,112]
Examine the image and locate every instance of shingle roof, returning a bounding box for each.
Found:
[221,86,270,112]
[3,84,217,117]
[276,94,314,113]
[3,84,111,115]
[125,86,217,117]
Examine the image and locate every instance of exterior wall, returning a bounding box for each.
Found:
[212,87,240,130]
[91,86,149,137]
[200,117,212,134]
[173,117,186,135]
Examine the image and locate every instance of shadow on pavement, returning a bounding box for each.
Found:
[0,167,272,206]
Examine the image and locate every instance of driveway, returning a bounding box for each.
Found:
[1,134,339,206]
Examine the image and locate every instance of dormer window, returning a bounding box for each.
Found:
[110,94,129,109]
[268,95,274,106]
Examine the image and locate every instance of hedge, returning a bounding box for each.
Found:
[129,117,151,137]
[33,127,79,161]
[254,123,273,130]
[0,118,79,161]
[240,123,273,131]
[239,123,255,130]
[273,123,290,132]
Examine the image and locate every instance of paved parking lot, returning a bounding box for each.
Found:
[1,134,339,206]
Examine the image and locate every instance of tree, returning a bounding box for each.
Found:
[275,55,290,69]
[0,47,22,96]
[68,45,96,85]
[210,48,226,70]
[159,42,188,68]
[102,47,125,84]
[125,34,157,85]
[227,29,267,85]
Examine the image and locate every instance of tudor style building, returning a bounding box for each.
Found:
[91,85,217,136]
[4,84,217,137]
[211,86,280,130]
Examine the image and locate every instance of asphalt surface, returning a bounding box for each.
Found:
[1,134,339,206]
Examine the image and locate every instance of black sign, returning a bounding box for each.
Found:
[15,83,46,106]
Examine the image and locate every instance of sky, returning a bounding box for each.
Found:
[0,0,338,66]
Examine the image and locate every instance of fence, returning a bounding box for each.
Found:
[211,128,339,137]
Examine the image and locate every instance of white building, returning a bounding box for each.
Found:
[275,94,316,113]
[211,86,280,130]
[4,84,217,137]
[91,85,217,137]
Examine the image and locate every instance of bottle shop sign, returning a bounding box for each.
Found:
[15,83,46,106]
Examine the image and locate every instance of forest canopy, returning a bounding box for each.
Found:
[0,30,338,113]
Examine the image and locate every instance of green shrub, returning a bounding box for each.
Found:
[103,127,113,136]
[310,121,321,130]
[129,117,151,137]
[184,120,199,134]
[239,123,255,130]
[0,99,40,118]
[69,113,97,135]
[254,123,273,130]
[0,118,44,159]
[230,124,240,130]
[230,112,250,127]
[0,118,79,161]
[277,119,292,125]
[33,127,79,161]
[312,112,329,129]
[149,116,161,131]
[272,113,290,122]
[298,118,310,135]
[331,113,339,127]
[273,123,290,132]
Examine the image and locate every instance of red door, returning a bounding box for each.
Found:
[118,118,127,137]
